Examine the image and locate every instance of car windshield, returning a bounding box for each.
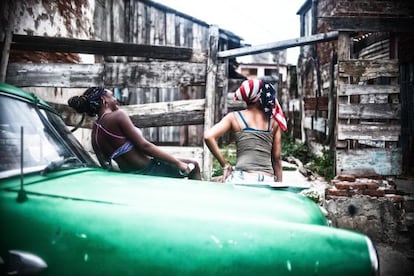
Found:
[0,94,96,179]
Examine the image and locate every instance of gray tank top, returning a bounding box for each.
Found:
[234,111,274,174]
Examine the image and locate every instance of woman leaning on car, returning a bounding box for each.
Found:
[68,87,201,180]
[204,79,287,184]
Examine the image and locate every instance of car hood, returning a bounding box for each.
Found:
[3,167,327,226]
[1,168,376,275]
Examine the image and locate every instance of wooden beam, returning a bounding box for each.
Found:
[125,99,205,128]
[338,124,401,141]
[217,31,338,58]
[338,103,400,120]
[339,59,399,79]
[6,63,105,87]
[338,84,399,96]
[52,99,206,128]
[6,62,215,88]
[104,62,211,88]
[321,16,414,32]
[11,34,207,63]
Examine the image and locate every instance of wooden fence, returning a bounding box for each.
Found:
[2,26,339,181]
[335,32,402,175]
[2,25,223,180]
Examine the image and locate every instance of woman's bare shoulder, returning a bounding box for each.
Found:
[112,109,128,118]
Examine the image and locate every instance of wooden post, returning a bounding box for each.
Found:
[0,0,14,82]
[202,25,219,180]
[335,32,350,175]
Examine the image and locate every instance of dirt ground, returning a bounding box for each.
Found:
[377,244,414,276]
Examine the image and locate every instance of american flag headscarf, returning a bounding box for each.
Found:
[233,79,262,104]
[233,79,287,131]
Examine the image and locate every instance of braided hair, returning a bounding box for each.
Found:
[68,87,106,117]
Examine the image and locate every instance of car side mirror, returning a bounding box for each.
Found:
[0,250,47,275]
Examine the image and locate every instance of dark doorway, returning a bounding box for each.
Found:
[400,63,414,176]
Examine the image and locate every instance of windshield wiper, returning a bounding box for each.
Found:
[41,157,84,175]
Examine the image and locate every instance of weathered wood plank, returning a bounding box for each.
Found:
[136,1,145,44]
[104,62,207,87]
[321,16,414,32]
[126,99,205,127]
[6,62,216,88]
[336,148,402,176]
[304,116,327,134]
[6,63,105,87]
[165,12,176,45]
[11,34,207,63]
[338,59,399,79]
[217,31,339,58]
[338,84,399,96]
[337,32,350,61]
[52,99,206,129]
[359,94,392,104]
[338,124,401,141]
[338,103,400,119]
[21,87,85,105]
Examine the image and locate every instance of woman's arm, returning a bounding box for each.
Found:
[271,122,283,182]
[204,113,233,179]
[91,139,110,169]
[116,110,189,172]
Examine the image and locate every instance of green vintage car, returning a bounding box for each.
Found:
[0,82,378,275]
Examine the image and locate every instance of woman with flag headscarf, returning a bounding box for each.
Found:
[204,79,287,184]
[68,87,201,180]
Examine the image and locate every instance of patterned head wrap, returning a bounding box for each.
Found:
[233,79,287,131]
[233,79,262,104]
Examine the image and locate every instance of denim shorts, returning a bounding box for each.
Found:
[133,159,183,178]
[225,170,276,184]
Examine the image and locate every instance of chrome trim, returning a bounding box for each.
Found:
[365,237,379,276]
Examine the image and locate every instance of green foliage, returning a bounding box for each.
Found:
[281,132,312,164]
[307,148,335,181]
[212,144,237,177]
[281,132,334,181]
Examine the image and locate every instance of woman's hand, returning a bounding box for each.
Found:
[178,162,195,176]
[222,164,233,182]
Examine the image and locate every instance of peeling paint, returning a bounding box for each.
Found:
[4,0,94,63]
